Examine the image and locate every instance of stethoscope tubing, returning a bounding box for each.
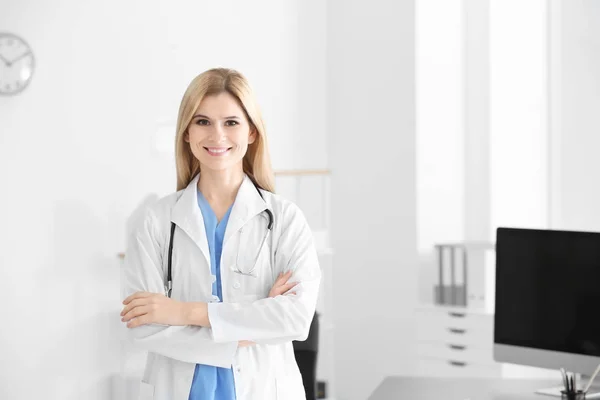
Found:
[165,181,273,298]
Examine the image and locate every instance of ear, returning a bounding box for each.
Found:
[184,131,190,143]
[248,129,257,145]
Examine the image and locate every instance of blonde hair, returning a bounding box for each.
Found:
[174,68,275,192]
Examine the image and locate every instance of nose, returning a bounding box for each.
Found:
[207,124,227,143]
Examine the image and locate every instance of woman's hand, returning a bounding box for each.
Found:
[268,270,298,297]
[121,291,188,328]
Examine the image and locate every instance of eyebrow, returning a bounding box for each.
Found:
[192,114,241,120]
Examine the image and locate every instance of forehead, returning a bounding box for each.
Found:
[195,92,245,117]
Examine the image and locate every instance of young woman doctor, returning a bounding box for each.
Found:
[120,68,321,400]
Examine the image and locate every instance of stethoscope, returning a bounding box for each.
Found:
[165,180,274,298]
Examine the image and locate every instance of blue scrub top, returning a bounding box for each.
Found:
[188,189,236,400]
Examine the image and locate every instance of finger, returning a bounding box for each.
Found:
[122,305,151,322]
[122,291,141,305]
[122,291,153,305]
[275,270,293,286]
[274,281,298,296]
[120,298,148,316]
[127,313,150,329]
[122,294,161,315]
[275,271,289,284]
[280,281,299,293]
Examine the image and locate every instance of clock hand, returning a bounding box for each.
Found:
[0,54,10,66]
[9,51,32,65]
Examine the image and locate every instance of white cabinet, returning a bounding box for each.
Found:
[415,305,502,378]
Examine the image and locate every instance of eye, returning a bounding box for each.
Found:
[225,120,239,126]
[195,119,210,126]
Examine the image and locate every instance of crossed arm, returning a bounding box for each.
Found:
[120,270,298,343]
[120,205,320,366]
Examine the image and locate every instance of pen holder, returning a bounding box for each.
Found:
[561,390,585,400]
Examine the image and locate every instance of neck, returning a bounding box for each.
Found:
[197,168,245,204]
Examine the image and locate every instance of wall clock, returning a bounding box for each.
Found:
[0,32,35,96]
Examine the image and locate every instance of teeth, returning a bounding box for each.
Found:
[206,148,229,153]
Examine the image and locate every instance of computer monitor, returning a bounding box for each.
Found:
[494,227,600,393]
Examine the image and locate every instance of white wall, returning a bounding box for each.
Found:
[417,0,551,304]
[416,0,465,253]
[549,0,600,231]
[463,0,491,242]
[327,1,417,399]
[416,0,549,249]
[489,0,549,235]
[0,1,327,399]
[416,0,491,305]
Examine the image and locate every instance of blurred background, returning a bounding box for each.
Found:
[1,0,599,399]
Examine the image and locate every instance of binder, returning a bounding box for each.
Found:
[433,242,494,308]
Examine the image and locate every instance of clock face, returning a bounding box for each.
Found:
[0,32,35,95]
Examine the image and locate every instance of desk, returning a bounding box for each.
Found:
[368,377,567,400]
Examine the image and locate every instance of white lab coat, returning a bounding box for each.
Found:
[121,173,321,400]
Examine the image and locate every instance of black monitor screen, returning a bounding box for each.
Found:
[495,227,600,357]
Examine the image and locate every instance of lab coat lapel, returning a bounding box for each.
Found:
[223,174,269,245]
[171,174,211,266]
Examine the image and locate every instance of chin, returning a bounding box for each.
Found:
[199,160,235,172]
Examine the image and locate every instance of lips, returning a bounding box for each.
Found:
[204,147,232,156]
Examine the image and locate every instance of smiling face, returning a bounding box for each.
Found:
[185,91,256,174]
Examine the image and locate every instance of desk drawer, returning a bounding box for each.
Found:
[416,309,493,348]
[417,357,501,378]
[417,341,495,366]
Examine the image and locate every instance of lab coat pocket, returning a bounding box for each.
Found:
[235,219,274,279]
[236,232,274,298]
[138,381,154,400]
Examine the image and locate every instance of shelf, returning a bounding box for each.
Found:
[416,302,493,316]
[433,241,495,250]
